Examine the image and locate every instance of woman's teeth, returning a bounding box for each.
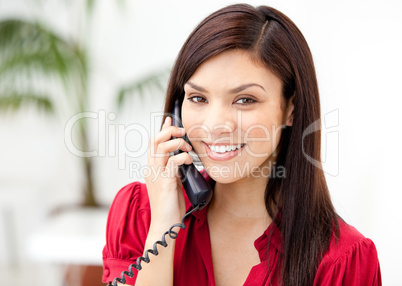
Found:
[209,144,243,153]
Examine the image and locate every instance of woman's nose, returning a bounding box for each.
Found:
[203,106,237,139]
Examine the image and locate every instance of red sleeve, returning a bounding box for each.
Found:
[102,182,151,285]
[314,233,382,285]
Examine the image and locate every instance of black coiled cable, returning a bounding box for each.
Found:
[108,204,202,286]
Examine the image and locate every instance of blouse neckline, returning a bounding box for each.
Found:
[186,169,283,263]
[188,196,283,263]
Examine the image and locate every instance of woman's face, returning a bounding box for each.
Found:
[182,49,293,184]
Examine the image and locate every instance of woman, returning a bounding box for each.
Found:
[102,4,381,285]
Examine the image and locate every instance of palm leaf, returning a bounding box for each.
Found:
[0,19,87,106]
[86,0,95,14]
[117,67,171,108]
[0,92,53,113]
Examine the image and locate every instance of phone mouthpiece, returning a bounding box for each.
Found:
[178,164,213,210]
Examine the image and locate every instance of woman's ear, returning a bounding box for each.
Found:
[285,95,295,127]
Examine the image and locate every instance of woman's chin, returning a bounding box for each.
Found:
[202,167,240,184]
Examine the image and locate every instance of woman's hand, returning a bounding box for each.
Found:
[145,116,193,231]
[134,116,191,286]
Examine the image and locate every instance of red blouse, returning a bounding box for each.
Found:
[102,182,381,285]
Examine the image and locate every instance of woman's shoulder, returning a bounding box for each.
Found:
[111,181,150,210]
[314,218,382,285]
[104,181,151,241]
[324,218,377,262]
[102,182,151,284]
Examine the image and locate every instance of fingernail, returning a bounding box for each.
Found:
[178,127,185,133]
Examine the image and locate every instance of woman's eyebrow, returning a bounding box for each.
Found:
[229,83,266,93]
[185,81,207,92]
[185,82,266,93]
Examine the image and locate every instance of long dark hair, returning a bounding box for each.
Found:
[163,4,339,285]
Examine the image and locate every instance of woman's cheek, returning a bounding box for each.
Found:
[243,120,283,158]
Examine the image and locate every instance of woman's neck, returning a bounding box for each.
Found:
[209,174,270,221]
[206,153,279,226]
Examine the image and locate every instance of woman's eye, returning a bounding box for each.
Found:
[235,98,256,104]
[188,96,208,103]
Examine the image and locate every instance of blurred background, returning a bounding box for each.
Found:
[0,0,401,285]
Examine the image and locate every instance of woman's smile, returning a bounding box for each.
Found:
[204,142,247,161]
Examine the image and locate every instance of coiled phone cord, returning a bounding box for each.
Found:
[108,203,203,286]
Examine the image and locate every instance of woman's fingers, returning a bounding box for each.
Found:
[169,151,193,166]
[149,127,186,154]
[149,136,192,163]
[146,116,194,180]
[161,116,171,129]
[157,137,192,155]
[163,152,193,178]
[159,116,185,141]
[148,116,192,164]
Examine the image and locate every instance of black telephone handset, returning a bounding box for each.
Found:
[172,98,213,209]
[108,99,213,286]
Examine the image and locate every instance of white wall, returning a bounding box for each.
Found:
[0,0,401,285]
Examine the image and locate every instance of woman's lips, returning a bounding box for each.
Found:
[204,142,246,161]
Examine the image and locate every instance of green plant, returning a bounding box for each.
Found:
[0,0,168,206]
